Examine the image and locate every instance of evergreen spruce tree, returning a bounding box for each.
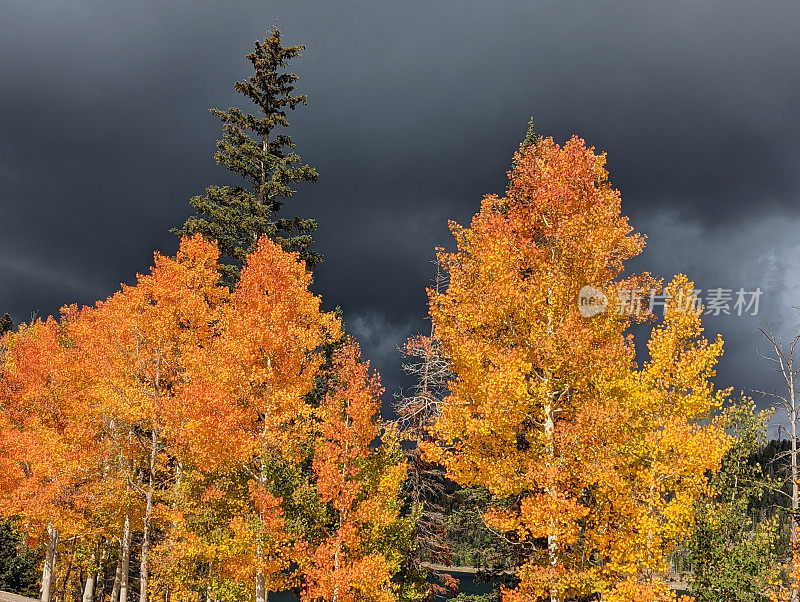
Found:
[0,520,41,597]
[521,116,537,149]
[175,26,320,283]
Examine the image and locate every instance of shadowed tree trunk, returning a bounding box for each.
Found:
[118,506,132,602]
[140,429,158,602]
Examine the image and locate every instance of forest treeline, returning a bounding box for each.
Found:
[2,26,800,602]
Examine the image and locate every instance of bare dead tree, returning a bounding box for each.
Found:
[757,320,800,602]
[395,334,450,436]
[393,263,457,597]
[395,261,450,444]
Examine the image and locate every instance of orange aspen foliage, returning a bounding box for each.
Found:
[2,234,411,602]
[214,236,341,600]
[425,135,727,600]
[302,342,407,602]
[0,314,110,601]
[64,235,229,602]
[147,236,341,601]
[218,235,341,465]
[0,318,73,533]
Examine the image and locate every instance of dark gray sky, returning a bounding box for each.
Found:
[2,1,800,428]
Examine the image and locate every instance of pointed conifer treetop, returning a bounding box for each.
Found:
[176,25,320,284]
[521,116,538,149]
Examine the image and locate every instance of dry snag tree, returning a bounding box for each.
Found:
[758,321,800,602]
[393,267,456,595]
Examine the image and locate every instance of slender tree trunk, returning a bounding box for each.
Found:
[255,390,271,602]
[543,292,559,602]
[140,487,154,602]
[82,551,97,602]
[761,326,800,602]
[255,470,269,602]
[60,536,78,602]
[141,429,158,602]
[163,461,182,602]
[95,569,106,602]
[40,524,59,602]
[543,399,559,602]
[110,554,122,602]
[96,548,109,602]
[119,505,132,602]
[255,548,267,602]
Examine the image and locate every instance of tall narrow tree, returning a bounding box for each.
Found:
[302,342,412,602]
[393,262,458,596]
[175,26,320,284]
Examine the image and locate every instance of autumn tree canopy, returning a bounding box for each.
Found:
[424,134,729,601]
[2,129,789,602]
[0,235,412,602]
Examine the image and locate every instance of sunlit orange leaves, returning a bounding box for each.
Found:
[1,234,400,602]
[301,342,407,602]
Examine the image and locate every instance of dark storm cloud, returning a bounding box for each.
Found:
[2,0,800,407]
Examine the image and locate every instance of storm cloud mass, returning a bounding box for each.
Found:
[2,1,799,422]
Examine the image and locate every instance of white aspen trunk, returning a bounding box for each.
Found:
[119,506,132,602]
[255,377,272,602]
[254,473,269,602]
[82,552,97,602]
[765,327,800,602]
[140,486,153,602]
[255,562,267,602]
[163,461,182,602]
[255,361,273,602]
[543,278,559,602]
[140,429,158,602]
[544,399,559,602]
[254,463,267,602]
[40,524,59,602]
[94,548,108,602]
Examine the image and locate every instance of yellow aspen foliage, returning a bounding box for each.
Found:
[424,135,728,600]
